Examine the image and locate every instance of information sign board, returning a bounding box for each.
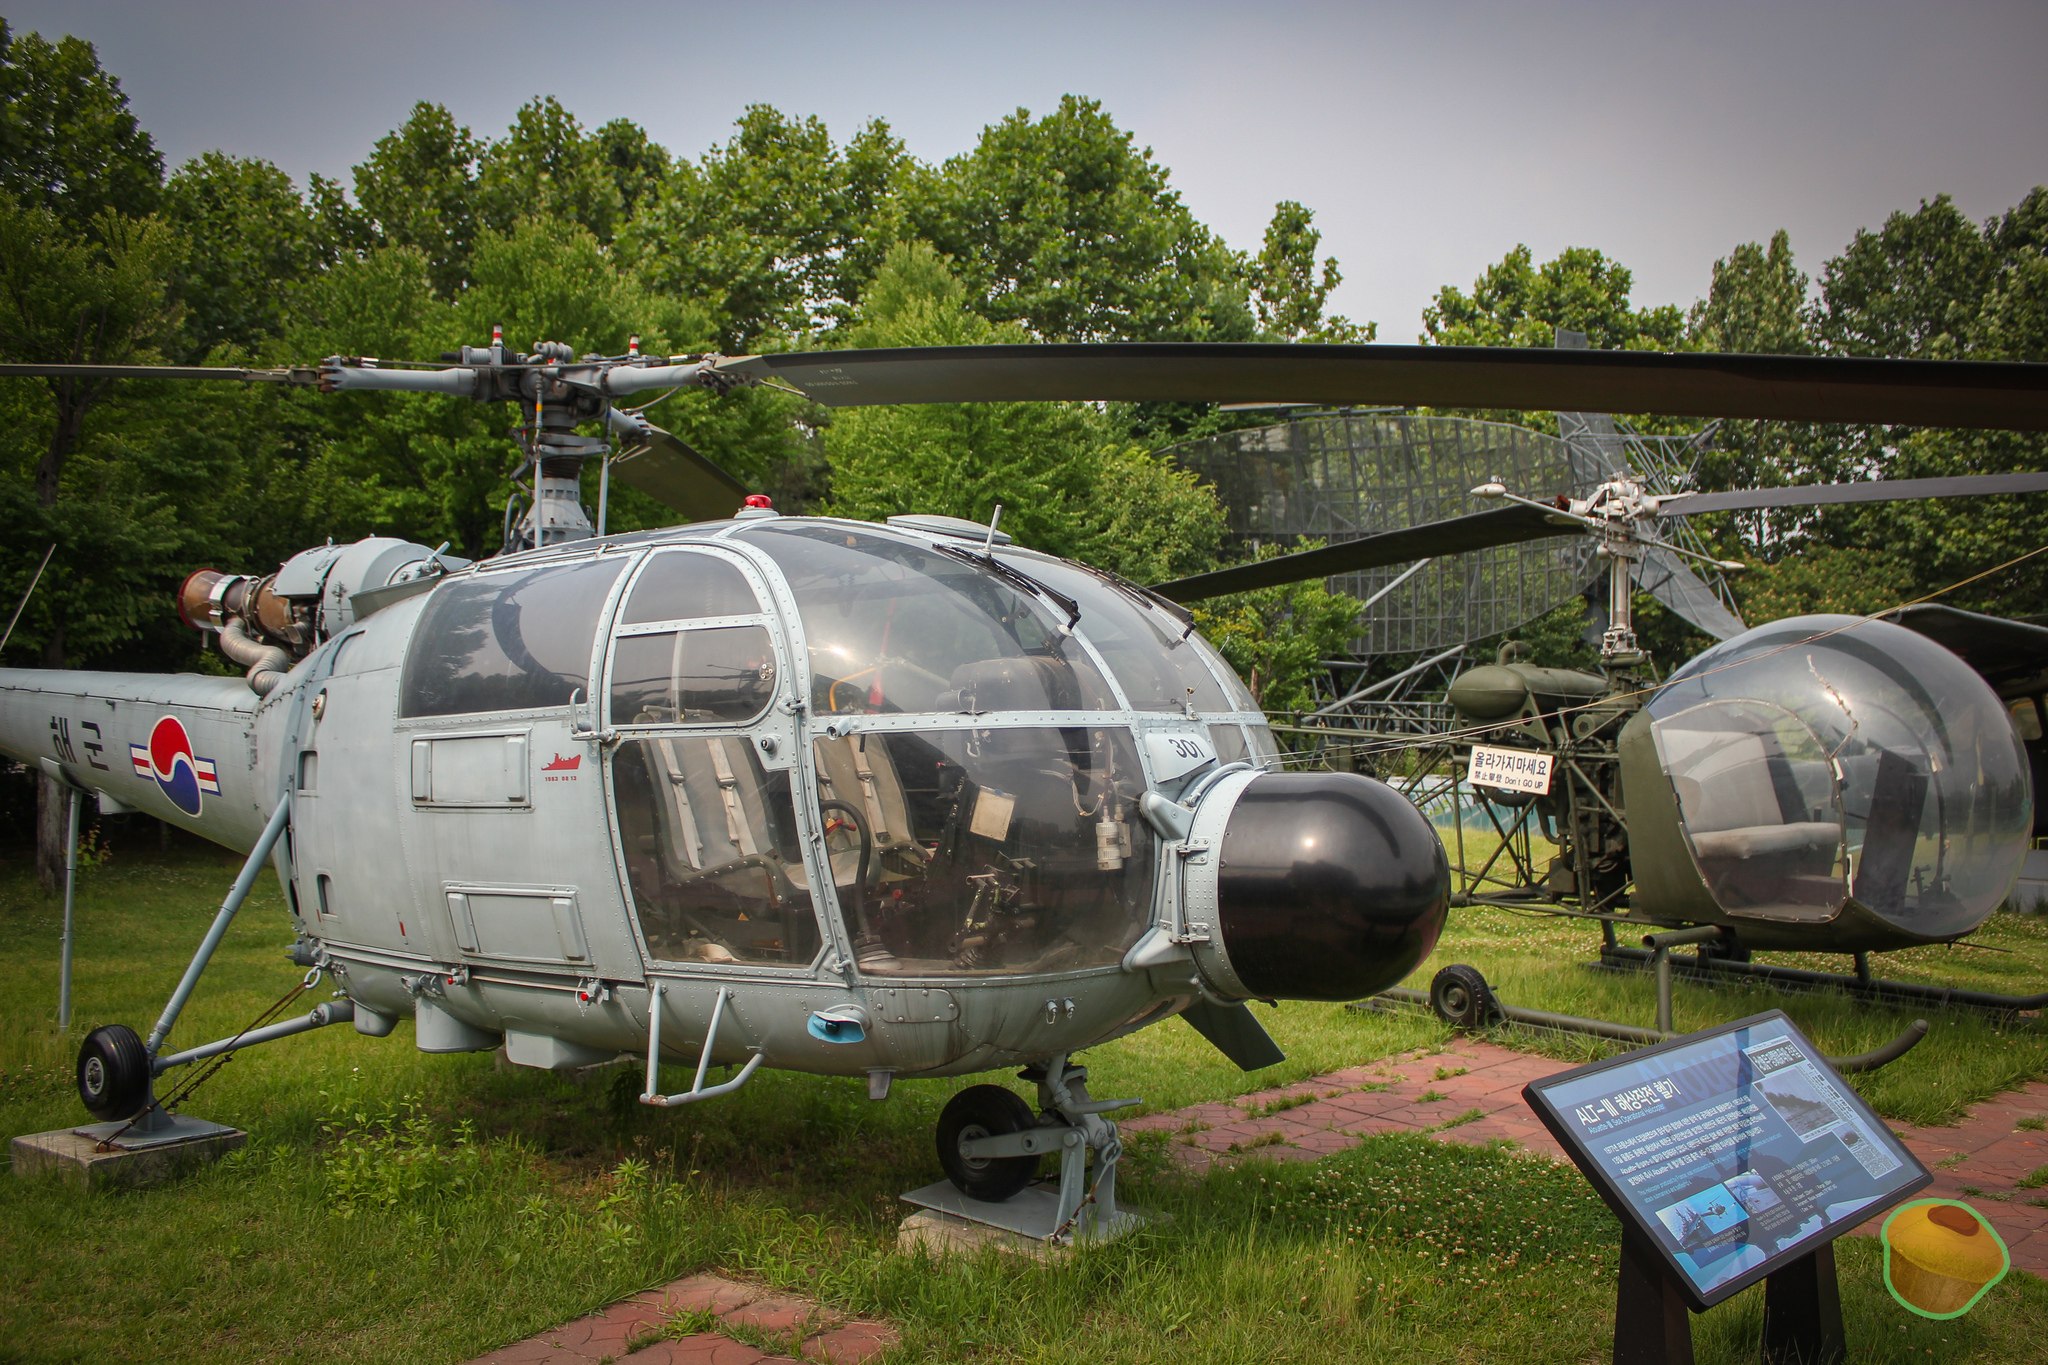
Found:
[1467,744,1552,795]
[1523,1010,1930,1311]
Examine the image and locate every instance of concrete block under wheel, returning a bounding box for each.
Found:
[10,1124,246,1190]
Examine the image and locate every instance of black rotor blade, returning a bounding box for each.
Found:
[718,344,2048,431]
[1153,503,1568,602]
[1664,471,2048,516]
[0,362,317,384]
[607,423,750,523]
[1886,604,2048,693]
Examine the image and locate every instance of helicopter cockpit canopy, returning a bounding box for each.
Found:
[1646,614,2031,940]
[710,522,1271,976]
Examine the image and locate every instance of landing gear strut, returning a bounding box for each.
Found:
[907,1053,1146,1246]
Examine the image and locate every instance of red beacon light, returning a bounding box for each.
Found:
[743,494,774,509]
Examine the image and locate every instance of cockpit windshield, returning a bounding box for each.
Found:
[741,524,1116,715]
[1649,614,2030,939]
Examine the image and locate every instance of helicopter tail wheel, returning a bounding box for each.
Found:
[1428,965,1500,1031]
[77,1024,150,1120]
[937,1084,1041,1203]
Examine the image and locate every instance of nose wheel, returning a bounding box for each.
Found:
[913,1055,1142,1246]
[936,1084,1041,1202]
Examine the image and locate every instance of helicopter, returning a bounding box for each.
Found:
[2,337,2044,1239]
[1143,421,2048,1024]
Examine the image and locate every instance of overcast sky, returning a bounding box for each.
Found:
[11,1,2045,339]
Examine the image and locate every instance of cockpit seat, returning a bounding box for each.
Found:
[636,734,813,961]
[939,655,1084,712]
[1689,822,1844,861]
[810,734,926,890]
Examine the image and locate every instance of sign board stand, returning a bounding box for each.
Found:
[1614,1228,1844,1365]
[1523,1011,1925,1365]
[1759,1241,1844,1364]
[1615,1226,1694,1365]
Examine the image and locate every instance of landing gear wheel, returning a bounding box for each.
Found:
[77,1024,149,1120]
[1429,965,1499,1030]
[936,1084,1040,1203]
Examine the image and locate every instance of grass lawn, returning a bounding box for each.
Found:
[1,824,2044,1363]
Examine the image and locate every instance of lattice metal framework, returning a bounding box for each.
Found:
[1164,413,1595,655]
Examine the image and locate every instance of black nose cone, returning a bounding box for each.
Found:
[1216,771,1449,1001]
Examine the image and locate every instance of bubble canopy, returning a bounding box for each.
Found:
[1647,615,2031,940]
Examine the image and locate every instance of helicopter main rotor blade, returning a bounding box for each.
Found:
[606,422,751,524]
[0,362,319,385]
[1661,471,2048,516]
[1631,544,1747,640]
[715,344,2048,431]
[1152,503,1567,602]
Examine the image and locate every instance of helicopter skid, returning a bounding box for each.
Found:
[1594,944,2048,1016]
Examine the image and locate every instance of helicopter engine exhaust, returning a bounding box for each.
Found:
[1184,771,1451,1003]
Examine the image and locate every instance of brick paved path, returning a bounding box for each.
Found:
[463,1273,896,1365]
[1122,1039,2048,1276]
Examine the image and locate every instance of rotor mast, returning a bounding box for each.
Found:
[317,329,751,553]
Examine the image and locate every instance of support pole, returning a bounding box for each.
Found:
[144,792,292,1057]
[596,454,611,538]
[58,787,80,1028]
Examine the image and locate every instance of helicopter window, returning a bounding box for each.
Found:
[998,553,1236,714]
[611,736,821,966]
[621,552,761,625]
[811,726,1153,976]
[400,559,625,718]
[1653,700,1846,922]
[1650,615,2031,939]
[2011,697,2043,743]
[1246,724,1285,769]
[610,626,778,726]
[1209,724,1249,765]
[741,525,1115,714]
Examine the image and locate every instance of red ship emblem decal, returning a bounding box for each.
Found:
[542,753,581,772]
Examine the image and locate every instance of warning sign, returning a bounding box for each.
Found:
[1468,744,1553,795]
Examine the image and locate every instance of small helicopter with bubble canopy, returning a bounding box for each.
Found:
[1,337,2043,1241]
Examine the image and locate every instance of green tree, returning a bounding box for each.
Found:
[907,96,1255,344]
[1252,200,1372,343]
[163,152,339,360]
[476,97,631,245]
[1191,541,1363,713]
[1423,243,1685,352]
[0,23,161,230]
[0,200,181,548]
[1683,230,1821,508]
[352,102,483,298]
[1809,194,1992,359]
[822,243,1224,581]
[623,106,909,349]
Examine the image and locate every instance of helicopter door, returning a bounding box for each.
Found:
[394,555,641,977]
[1651,700,1847,923]
[604,548,821,972]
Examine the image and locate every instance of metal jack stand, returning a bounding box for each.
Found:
[902,1055,1152,1246]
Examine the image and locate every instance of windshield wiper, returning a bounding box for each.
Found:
[934,543,1081,628]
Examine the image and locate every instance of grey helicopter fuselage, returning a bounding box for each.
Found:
[2,511,1449,1087]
